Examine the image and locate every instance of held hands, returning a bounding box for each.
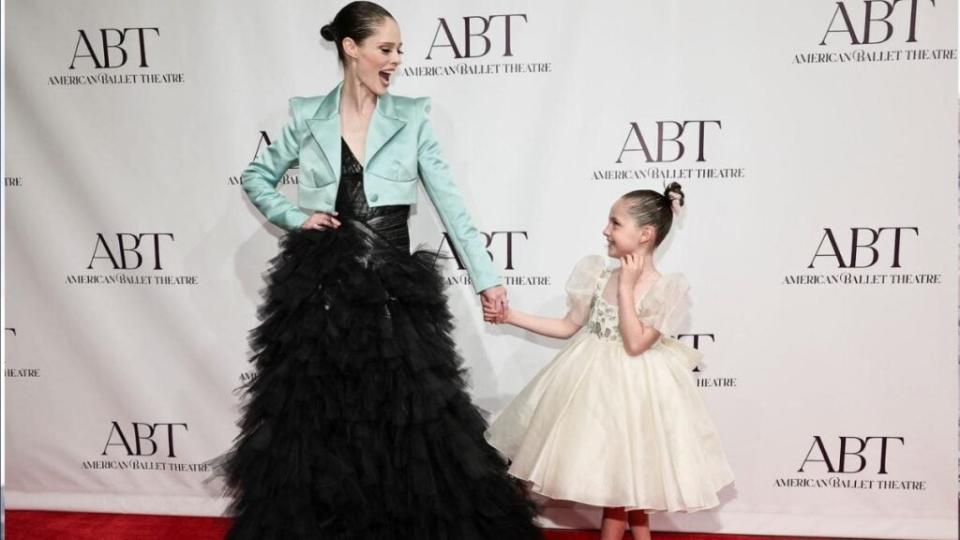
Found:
[302,211,341,230]
[619,253,644,292]
[481,285,509,324]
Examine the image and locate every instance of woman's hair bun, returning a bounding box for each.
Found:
[320,24,337,42]
[664,182,685,207]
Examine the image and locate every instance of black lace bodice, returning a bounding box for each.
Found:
[335,138,411,251]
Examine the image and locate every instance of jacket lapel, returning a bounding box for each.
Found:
[305,83,342,182]
[364,93,406,168]
[304,83,408,178]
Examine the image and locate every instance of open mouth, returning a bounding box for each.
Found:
[378,71,392,85]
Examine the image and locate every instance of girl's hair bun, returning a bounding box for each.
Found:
[664,182,685,208]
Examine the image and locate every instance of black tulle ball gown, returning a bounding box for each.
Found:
[218,139,542,539]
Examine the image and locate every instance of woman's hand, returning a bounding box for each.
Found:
[481,285,508,323]
[302,211,341,230]
[619,253,644,292]
[483,303,511,324]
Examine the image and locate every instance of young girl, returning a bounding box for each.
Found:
[485,183,734,540]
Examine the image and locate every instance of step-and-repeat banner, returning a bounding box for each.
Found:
[4,1,958,538]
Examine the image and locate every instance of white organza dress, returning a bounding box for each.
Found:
[486,256,734,513]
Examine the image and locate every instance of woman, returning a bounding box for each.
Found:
[220,2,541,539]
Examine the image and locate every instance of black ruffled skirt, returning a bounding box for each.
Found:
[219,220,542,540]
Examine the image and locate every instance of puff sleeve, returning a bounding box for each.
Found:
[641,274,692,337]
[564,256,606,327]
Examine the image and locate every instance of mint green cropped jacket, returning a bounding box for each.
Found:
[241,82,500,293]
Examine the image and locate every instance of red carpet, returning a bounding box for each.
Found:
[5,510,836,540]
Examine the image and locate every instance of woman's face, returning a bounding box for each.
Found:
[343,17,403,96]
[602,198,653,258]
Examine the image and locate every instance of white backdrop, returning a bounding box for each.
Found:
[3,1,958,538]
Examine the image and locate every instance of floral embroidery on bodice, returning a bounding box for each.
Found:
[587,270,630,342]
[565,256,688,345]
[585,269,665,343]
[587,293,622,342]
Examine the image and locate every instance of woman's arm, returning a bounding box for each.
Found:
[414,97,501,294]
[241,98,311,231]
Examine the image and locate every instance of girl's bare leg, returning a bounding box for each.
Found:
[627,509,651,540]
[600,506,627,540]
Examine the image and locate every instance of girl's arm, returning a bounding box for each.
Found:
[485,305,582,339]
[617,285,662,356]
[617,255,662,356]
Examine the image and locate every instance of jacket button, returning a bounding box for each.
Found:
[370,193,379,203]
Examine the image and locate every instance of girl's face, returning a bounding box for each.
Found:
[343,18,403,96]
[603,198,655,258]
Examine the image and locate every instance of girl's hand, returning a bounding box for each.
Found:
[302,211,341,230]
[619,253,644,291]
